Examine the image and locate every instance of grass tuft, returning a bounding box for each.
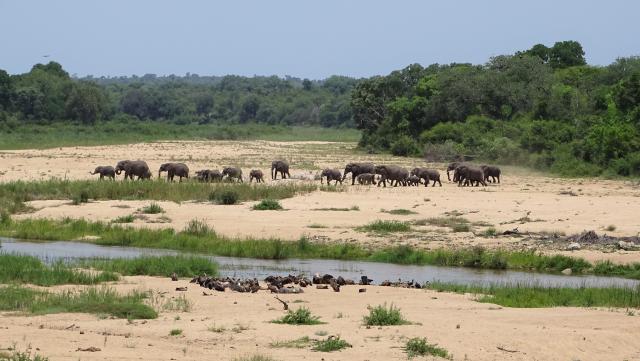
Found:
[382,208,417,215]
[312,336,352,352]
[169,329,183,336]
[252,199,283,211]
[363,303,411,326]
[270,336,312,349]
[233,355,280,361]
[112,214,135,223]
[141,202,164,214]
[272,307,324,325]
[357,220,411,233]
[405,337,450,359]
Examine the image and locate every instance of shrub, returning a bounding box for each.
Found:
[169,329,183,336]
[272,307,324,325]
[390,135,420,157]
[141,202,164,214]
[405,337,450,359]
[210,189,239,205]
[112,214,135,223]
[363,303,411,326]
[312,336,352,352]
[71,190,90,205]
[252,199,283,210]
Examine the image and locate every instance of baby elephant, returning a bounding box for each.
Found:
[320,168,343,185]
[249,169,264,183]
[356,173,376,185]
[406,175,421,186]
[195,169,222,182]
[90,166,116,180]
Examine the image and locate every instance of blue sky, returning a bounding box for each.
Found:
[1,0,638,79]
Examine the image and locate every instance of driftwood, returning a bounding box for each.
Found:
[274,296,289,310]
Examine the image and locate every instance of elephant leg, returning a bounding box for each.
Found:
[351,175,356,185]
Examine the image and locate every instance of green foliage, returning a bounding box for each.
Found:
[428,282,640,308]
[363,303,411,326]
[357,220,411,233]
[252,199,283,210]
[0,286,157,319]
[112,214,135,223]
[210,189,239,205]
[382,208,417,215]
[169,329,183,336]
[141,202,164,214]
[272,307,324,325]
[312,336,352,352]
[0,350,49,361]
[0,254,119,286]
[405,338,450,359]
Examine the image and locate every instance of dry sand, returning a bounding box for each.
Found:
[1,276,640,361]
[2,141,640,264]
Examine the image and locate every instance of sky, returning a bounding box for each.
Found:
[1,0,638,79]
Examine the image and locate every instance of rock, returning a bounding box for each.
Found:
[566,242,581,251]
[358,288,366,293]
[561,268,572,275]
[618,241,638,251]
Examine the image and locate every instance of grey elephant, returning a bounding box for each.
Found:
[249,169,264,183]
[411,167,443,187]
[271,160,290,180]
[222,167,243,182]
[374,165,409,187]
[407,175,421,186]
[447,162,467,181]
[453,165,487,187]
[356,173,376,185]
[481,165,501,183]
[159,163,189,182]
[195,169,222,182]
[89,166,115,180]
[342,162,375,185]
[320,168,342,185]
[115,160,151,180]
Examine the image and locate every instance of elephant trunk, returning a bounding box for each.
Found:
[89,171,96,175]
[115,169,122,175]
[158,171,162,179]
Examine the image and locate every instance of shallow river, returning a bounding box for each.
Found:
[1,238,637,288]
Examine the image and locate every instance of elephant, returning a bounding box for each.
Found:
[411,167,443,187]
[453,165,487,187]
[447,162,463,181]
[115,160,151,180]
[481,165,501,183]
[195,169,222,182]
[271,160,290,180]
[356,173,376,185]
[320,168,342,185]
[374,165,409,187]
[249,169,264,183]
[222,167,243,182]
[89,166,115,180]
[158,163,189,182]
[342,162,375,185]
[407,175,421,186]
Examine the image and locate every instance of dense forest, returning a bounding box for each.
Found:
[1,40,639,176]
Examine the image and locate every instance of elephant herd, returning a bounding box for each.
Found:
[90,159,501,187]
[89,160,292,183]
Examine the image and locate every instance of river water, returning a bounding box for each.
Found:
[1,238,637,288]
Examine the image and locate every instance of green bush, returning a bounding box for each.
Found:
[405,337,450,359]
[390,135,420,156]
[210,189,239,205]
[363,303,411,326]
[141,202,164,214]
[312,336,352,352]
[252,199,283,210]
[272,307,324,325]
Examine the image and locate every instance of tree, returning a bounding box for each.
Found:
[65,81,108,124]
[525,44,550,63]
[613,73,640,113]
[549,41,586,69]
[0,69,13,110]
[302,78,313,90]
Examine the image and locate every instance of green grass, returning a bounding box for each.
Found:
[428,282,640,308]
[357,220,412,233]
[381,208,417,215]
[363,303,411,326]
[169,329,183,336]
[252,199,283,210]
[140,202,164,214]
[312,206,359,211]
[271,307,324,325]
[270,336,313,349]
[480,227,498,237]
[0,123,360,150]
[312,336,352,352]
[78,255,218,278]
[0,350,49,361]
[418,216,471,231]
[2,218,640,279]
[0,254,119,286]
[112,214,135,223]
[0,179,333,214]
[0,285,157,319]
[405,337,450,359]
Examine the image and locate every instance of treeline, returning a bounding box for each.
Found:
[0,63,357,127]
[352,41,640,176]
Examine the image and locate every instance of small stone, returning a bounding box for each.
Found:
[618,241,637,251]
[561,268,572,275]
[566,242,581,251]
